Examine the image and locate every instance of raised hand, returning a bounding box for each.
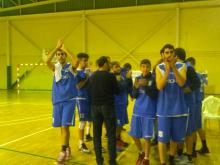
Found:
[164,60,171,74]
[56,39,64,49]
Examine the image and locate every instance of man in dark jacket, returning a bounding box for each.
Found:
[89,56,120,165]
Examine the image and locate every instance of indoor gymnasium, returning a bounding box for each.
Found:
[0,0,220,165]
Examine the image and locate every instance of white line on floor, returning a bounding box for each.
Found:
[0,114,51,124]
[0,102,50,107]
[0,117,51,127]
[0,127,53,147]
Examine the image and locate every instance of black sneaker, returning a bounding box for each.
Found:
[79,143,91,153]
[197,147,210,154]
[85,134,93,142]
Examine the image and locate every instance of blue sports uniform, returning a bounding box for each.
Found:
[184,62,201,136]
[157,62,187,143]
[76,69,92,121]
[129,72,158,139]
[194,73,207,129]
[114,73,130,126]
[52,62,77,127]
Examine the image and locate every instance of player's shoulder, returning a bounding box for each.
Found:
[157,62,165,70]
[176,62,186,70]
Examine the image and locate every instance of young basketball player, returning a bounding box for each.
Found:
[46,40,78,164]
[175,48,201,164]
[76,53,92,153]
[156,44,187,165]
[129,59,158,165]
[111,61,130,152]
[186,57,210,155]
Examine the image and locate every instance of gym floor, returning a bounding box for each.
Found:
[0,90,219,165]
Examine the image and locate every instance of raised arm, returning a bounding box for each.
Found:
[156,62,170,90]
[171,62,186,87]
[46,40,63,71]
[61,44,78,70]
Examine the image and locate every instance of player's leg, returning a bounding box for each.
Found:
[61,100,76,160]
[158,117,171,165]
[142,118,155,165]
[85,103,93,141]
[117,105,129,147]
[129,115,144,164]
[53,103,67,164]
[85,121,93,141]
[196,102,210,154]
[172,116,188,164]
[77,100,90,153]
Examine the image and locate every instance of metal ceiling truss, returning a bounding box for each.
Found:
[0,0,67,12]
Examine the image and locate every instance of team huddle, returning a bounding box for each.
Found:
[46,40,209,165]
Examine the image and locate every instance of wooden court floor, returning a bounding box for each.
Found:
[0,90,219,165]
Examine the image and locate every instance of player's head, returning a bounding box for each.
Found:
[174,48,186,61]
[77,53,89,69]
[56,49,67,64]
[140,59,151,75]
[160,44,175,62]
[96,56,111,71]
[123,63,132,71]
[111,61,121,74]
[186,57,196,67]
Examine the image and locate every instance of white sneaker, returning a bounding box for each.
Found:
[55,151,66,165]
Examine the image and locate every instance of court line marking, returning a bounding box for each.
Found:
[0,102,50,107]
[0,148,86,165]
[0,117,51,127]
[0,127,53,147]
[0,114,51,124]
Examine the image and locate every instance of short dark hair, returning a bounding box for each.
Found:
[96,56,109,67]
[77,53,89,59]
[56,49,67,55]
[111,61,120,67]
[123,63,132,70]
[174,48,186,61]
[186,57,196,66]
[161,44,174,54]
[140,59,151,66]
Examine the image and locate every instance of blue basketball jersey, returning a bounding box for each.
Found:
[133,74,157,118]
[52,63,78,104]
[195,73,207,103]
[76,69,90,101]
[114,74,129,106]
[157,62,187,117]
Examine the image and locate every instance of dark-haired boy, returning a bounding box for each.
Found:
[129,59,158,165]
[76,53,92,153]
[156,44,187,165]
[111,61,130,152]
[46,40,78,164]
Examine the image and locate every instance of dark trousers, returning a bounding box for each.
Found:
[92,105,117,165]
